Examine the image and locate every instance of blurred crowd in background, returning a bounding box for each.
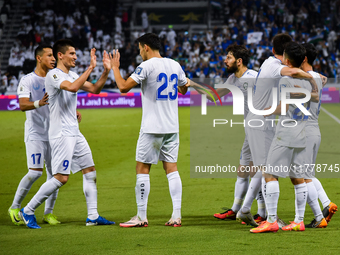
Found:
[1,0,340,94]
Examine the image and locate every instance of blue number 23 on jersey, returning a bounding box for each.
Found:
[156,73,178,100]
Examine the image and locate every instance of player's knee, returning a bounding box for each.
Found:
[54,174,69,184]
[82,166,96,175]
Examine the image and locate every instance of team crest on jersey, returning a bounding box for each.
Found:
[33,83,40,90]
[19,85,23,92]
[243,82,248,90]
[135,67,143,75]
[53,74,59,80]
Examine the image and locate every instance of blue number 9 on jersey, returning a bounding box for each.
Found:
[156,73,178,100]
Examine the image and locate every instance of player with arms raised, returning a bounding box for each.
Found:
[111,33,189,227]
[19,39,114,229]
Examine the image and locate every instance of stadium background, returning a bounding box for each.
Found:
[0,0,339,254]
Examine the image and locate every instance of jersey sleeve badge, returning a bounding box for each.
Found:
[135,67,143,75]
[53,74,59,80]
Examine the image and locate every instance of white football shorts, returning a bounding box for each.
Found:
[239,136,252,166]
[304,134,321,179]
[136,130,179,164]
[245,127,275,167]
[265,138,307,179]
[25,140,51,174]
[50,134,94,175]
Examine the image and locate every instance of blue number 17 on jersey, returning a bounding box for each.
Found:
[156,73,178,100]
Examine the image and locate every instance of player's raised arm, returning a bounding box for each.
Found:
[60,48,97,93]
[188,78,230,102]
[19,92,49,111]
[111,49,138,93]
[80,50,111,94]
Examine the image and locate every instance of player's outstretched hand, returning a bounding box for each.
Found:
[39,92,49,106]
[90,48,97,69]
[111,49,120,70]
[76,110,82,123]
[102,50,111,71]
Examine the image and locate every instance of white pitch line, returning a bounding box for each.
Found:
[321,106,340,124]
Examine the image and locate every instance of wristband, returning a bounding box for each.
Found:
[34,100,40,109]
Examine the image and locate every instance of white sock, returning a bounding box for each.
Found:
[44,168,59,215]
[240,171,262,213]
[83,171,99,220]
[294,183,307,223]
[11,170,42,209]
[231,176,249,213]
[167,171,182,219]
[256,190,266,218]
[136,174,150,220]
[306,182,323,222]
[312,178,331,209]
[24,177,63,215]
[266,181,279,223]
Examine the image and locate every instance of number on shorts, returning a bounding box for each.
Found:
[63,160,69,171]
[31,153,41,165]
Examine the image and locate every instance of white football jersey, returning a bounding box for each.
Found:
[17,72,49,142]
[130,57,187,133]
[45,68,80,139]
[306,71,323,136]
[275,76,312,148]
[226,69,258,118]
[246,56,285,130]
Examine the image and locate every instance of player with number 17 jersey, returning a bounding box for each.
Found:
[130,57,187,134]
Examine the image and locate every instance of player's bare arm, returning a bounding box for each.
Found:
[19,92,49,111]
[60,48,97,93]
[281,67,318,94]
[290,85,319,103]
[320,74,327,87]
[111,49,138,93]
[263,102,288,117]
[177,78,189,95]
[188,78,230,101]
[80,50,111,94]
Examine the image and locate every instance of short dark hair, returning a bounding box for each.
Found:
[34,44,53,59]
[301,43,317,66]
[226,44,251,66]
[53,39,75,62]
[136,33,161,51]
[284,42,306,68]
[272,33,292,55]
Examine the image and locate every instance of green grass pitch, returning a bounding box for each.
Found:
[0,104,339,254]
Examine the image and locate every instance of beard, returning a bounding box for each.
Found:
[226,62,237,73]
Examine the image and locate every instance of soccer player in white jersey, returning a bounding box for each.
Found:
[19,39,114,229]
[251,42,313,233]
[188,45,265,223]
[300,43,337,228]
[110,33,189,227]
[238,34,318,227]
[8,45,62,226]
